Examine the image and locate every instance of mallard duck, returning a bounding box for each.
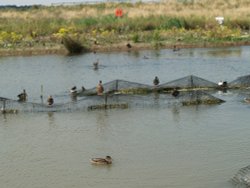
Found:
[126,43,132,48]
[17,89,27,102]
[90,156,112,165]
[47,95,54,106]
[244,98,250,103]
[96,80,104,95]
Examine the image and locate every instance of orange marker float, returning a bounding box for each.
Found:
[115,8,123,17]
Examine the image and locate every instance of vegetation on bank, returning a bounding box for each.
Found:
[0,0,250,55]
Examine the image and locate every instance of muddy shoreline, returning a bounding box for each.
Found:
[1,41,250,57]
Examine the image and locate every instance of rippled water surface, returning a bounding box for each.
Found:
[1,46,250,188]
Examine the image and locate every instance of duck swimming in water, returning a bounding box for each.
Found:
[90,156,112,165]
[153,76,160,86]
[70,86,77,94]
[244,98,250,103]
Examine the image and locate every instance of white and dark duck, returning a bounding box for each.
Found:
[17,89,27,102]
[70,86,77,94]
[90,156,112,165]
[218,80,228,88]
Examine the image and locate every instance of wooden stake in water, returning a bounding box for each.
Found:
[104,94,108,107]
[40,85,44,103]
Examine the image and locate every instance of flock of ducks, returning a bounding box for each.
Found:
[15,45,250,108]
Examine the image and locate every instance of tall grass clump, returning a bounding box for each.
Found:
[73,17,98,29]
[226,18,250,30]
[131,33,140,43]
[183,16,207,30]
[160,17,186,29]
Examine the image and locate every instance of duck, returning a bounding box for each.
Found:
[244,98,250,103]
[90,156,112,165]
[172,88,180,97]
[173,45,180,52]
[47,95,54,106]
[153,76,160,86]
[126,43,132,49]
[218,80,223,86]
[17,89,27,102]
[70,86,77,94]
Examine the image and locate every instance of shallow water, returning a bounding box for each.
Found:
[1,46,250,188]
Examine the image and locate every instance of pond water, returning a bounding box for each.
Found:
[1,46,250,188]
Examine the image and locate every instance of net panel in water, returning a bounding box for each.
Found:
[79,79,152,96]
[180,90,224,105]
[79,75,220,96]
[0,98,78,113]
[158,75,218,90]
[229,74,250,88]
[1,90,224,113]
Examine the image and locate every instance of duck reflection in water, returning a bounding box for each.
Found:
[93,59,99,70]
[47,112,56,126]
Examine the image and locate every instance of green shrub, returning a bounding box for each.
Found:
[160,17,185,29]
[184,16,206,29]
[153,30,161,41]
[131,33,140,43]
[226,18,250,30]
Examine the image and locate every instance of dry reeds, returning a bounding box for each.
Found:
[0,0,250,19]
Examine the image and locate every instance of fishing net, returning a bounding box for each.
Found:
[0,90,224,113]
[79,75,219,97]
[0,98,76,113]
[78,79,152,96]
[231,165,250,188]
[157,75,218,91]
[180,90,224,105]
[229,75,250,88]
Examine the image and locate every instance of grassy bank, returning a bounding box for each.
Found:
[0,0,250,56]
